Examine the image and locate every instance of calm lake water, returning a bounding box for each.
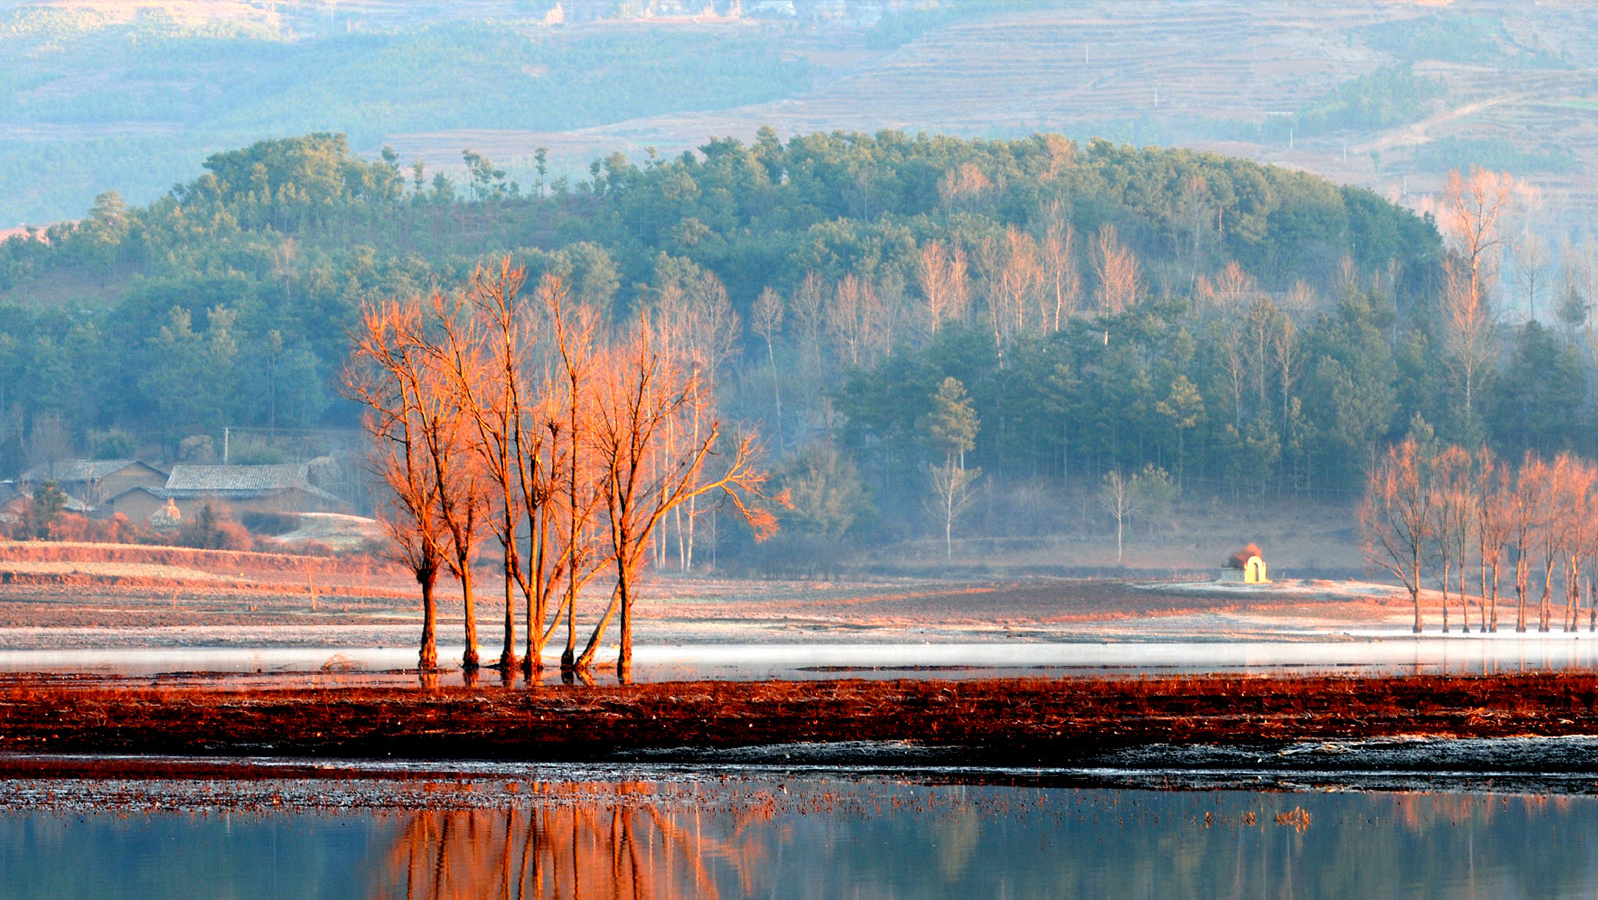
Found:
[5,776,1598,899]
[9,634,1598,686]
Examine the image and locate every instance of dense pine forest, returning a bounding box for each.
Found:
[2,129,1587,566]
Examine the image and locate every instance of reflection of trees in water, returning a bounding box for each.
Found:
[370,785,770,900]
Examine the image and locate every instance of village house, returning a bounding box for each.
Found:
[100,462,351,524]
[0,481,23,522]
[0,478,93,527]
[18,459,168,508]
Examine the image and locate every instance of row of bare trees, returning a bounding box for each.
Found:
[1360,439,1598,635]
[346,260,777,679]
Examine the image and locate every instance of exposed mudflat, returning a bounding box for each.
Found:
[10,731,1598,813]
[5,672,1598,779]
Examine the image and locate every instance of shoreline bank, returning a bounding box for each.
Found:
[4,672,1598,768]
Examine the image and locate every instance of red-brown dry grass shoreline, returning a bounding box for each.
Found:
[3,673,1597,771]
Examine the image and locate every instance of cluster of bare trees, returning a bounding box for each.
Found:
[918,220,1132,357]
[772,219,1133,385]
[346,260,777,679]
[1360,439,1598,635]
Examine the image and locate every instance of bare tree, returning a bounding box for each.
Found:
[1039,219,1081,332]
[1272,313,1301,432]
[1563,459,1596,632]
[549,288,609,676]
[1332,252,1359,302]
[791,271,827,381]
[937,162,995,212]
[1092,223,1140,315]
[1440,166,1517,302]
[1282,279,1318,316]
[415,290,491,670]
[825,273,887,369]
[921,376,980,561]
[1475,447,1513,633]
[915,240,970,336]
[580,318,778,680]
[1217,319,1248,429]
[1174,174,1215,288]
[1510,452,1542,633]
[999,227,1043,338]
[433,262,529,673]
[1242,297,1283,418]
[346,299,450,670]
[751,286,785,441]
[1428,446,1476,633]
[1439,166,1517,425]
[655,269,741,571]
[1531,454,1577,633]
[1442,259,1499,430]
[1210,261,1257,311]
[1359,438,1434,633]
[1512,227,1550,322]
[1100,468,1132,566]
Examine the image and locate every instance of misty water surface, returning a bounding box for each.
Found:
[7,636,1598,685]
[4,781,1597,899]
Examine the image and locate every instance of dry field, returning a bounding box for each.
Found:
[0,537,1411,653]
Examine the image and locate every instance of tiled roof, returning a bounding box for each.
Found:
[20,459,165,484]
[165,464,311,493]
[107,485,170,500]
[161,464,349,509]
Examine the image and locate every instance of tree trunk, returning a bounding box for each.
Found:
[1540,562,1555,633]
[1516,556,1528,633]
[500,562,517,673]
[1489,562,1499,632]
[561,591,576,673]
[577,584,622,672]
[1479,544,1490,633]
[524,515,550,677]
[617,576,632,684]
[1568,559,1581,632]
[945,500,954,561]
[1440,558,1451,633]
[419,573,438,670]
[460,563,480,669]
[766,338,782,447]
[685,493,697,571]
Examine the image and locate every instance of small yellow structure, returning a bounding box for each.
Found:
[1218,544,1269,584]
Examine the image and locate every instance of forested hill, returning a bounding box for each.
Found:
[3,129,1559,555]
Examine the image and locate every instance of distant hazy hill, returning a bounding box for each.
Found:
[0,0,817,224]
[5,0,1598,261]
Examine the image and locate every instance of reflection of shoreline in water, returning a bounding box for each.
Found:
[6,782,1596,899]
[8,635,1598,684]
[373,791,771,900]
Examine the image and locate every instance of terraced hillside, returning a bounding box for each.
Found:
[9,0,1598,273]
[380,1,1598,272]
